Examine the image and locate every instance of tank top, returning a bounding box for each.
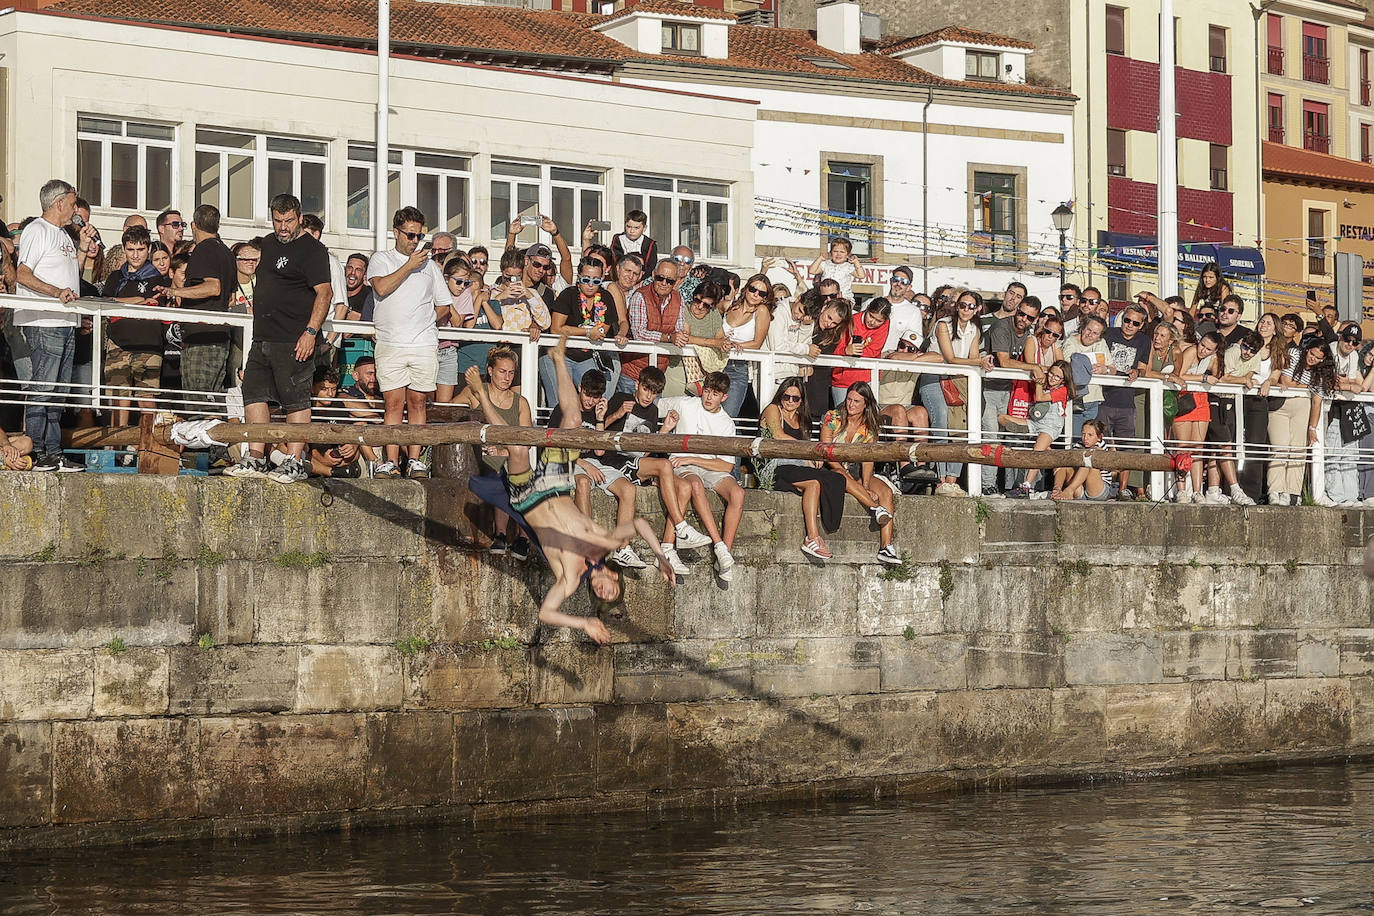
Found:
[479,392,522,473]
[937,317,975,359]
[723,306,757,345]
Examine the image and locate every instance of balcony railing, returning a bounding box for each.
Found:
[1304,54,1331,84]
[1304,130,1331,153]
[1363,79,1372,106]
[1268,46,1284,75]
[1269,125,1285,144]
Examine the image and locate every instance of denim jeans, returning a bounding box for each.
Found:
[980,387,1012,490]
[1325,415,1359,504]
[918,374,962,480]
[19,326,75,457]
[1072,399,1100,442]
[723,359,750,418]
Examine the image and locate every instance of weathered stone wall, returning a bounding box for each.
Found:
[1,474,1372,848]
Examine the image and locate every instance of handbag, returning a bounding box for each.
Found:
[940,377,965,407]
[1338,401,1371,444]
[1029,401,1052,423]
[1174,390,1197,416]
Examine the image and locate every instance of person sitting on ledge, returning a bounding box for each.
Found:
[463,335,674,644]
[0,427,34,470]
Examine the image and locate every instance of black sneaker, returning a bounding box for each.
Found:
[489,534,509,556]
[31,454,60,472]
[981,486,1000,497]
[55,456,87,473]
[511,536,531,561]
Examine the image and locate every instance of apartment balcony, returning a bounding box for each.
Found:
[1303,54,1330,84]
[1269,126,1285,144]
[1304,131,1331,153]
[1268,46,1284,75]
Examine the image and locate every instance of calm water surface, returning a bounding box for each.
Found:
[4,764,1374,914]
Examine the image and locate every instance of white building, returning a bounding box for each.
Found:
[1,0,1075,300]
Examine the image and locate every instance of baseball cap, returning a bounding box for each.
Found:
[1339,325,1363,343]
[525,243,553,259]
[899,329,922,348]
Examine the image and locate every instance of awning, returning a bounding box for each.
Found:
[1095,232,1266,277]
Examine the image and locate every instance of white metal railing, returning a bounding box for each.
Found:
[3,292,1371,503]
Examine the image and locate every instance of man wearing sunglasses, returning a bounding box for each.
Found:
[980,297,1044,495]
[1099,303,1152,498]
[364,206,454,480]
[155,208,185,252]
[619,261,684,395]
[543,258,626,409]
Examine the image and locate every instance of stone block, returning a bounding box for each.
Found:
[284,478,427,558]
[1188,680,1267,754]
[1351,677,1374,746]
[667,696,848,788]
[936,688,1052,768]
[1297,630,1342,678]
[1056,503,1167,565]
[967,632,1064,689]
[530,642,613,706]
[1339,629,1374,676]
[1160,631,1228,681]
[1048,687,1106,764]
[755,565,860,637]
[749,638,880,698]
[168,645,299,715]
[196,714,368,816]
[978,506,1060,564]
[1263,678,1351,749]
[296,645,403,713]
[770,503,897,567]
[612,640,753,704]
[1227,631,1298,680]
[253,561,401,644]
[0,474,63,559]
[1064,632,1162,686]
[1243,508,1345,566]
[416,479,488,549]
[837,691,940,778]
[1104,684,1191,760]
[194,562,255,645]
[671,565,756,639]
[52,718,196,823]
[0,649,92,720]
[364,711,453,808]
[405,647,529,709]
[898,497,980,564]
[877,634,968,691]
[453,707,597,803]
[1151,565,1222,630]
[59,475,200,561]
[1045,565,1143,633]
[0,723,52,827]
[855,567,944,637]
[606,566,675,645]
[1162,506,1253,566]
[94,648,169,717]
[1251,567,1372,629]
[0,560,196,649]
[427,551,546,644]
[596,703,671,793]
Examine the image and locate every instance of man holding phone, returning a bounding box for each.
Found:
[365,206,453,479]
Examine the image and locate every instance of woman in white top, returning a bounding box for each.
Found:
[720,272,773,417]
[916,290,993,496]
[764,291,816,377]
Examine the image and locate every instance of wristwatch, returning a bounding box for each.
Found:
[304,327,319,337]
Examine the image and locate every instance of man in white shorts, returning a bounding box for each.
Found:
[366,206,453,479]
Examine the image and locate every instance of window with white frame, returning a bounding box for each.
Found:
[624,174,731,260]
[194,128,327,222]
[76,116,175,212]
[490,162,603,246]
[346,145,473,236]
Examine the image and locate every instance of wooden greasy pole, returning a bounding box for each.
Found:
[125,420,1183,474]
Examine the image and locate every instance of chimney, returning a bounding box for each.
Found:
[816,0,862,56]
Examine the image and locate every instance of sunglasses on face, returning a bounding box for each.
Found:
[163,221,185,229]
[958,302,978,310]
[692,295,716,307]
[530,261,552,271]
[1198,313,1216,321]
[400,230,424,241]
[1082,298,1101,305]
[431,249,452,259]
[891,277,911,286]
[472,259,488,266]
[578,276,604,286]
[781,393,802,403]
[1122,317,1143,327]
[653,274,675,283]
[1060,293,1076,300]
[1221,307,1240,315]
[672,254,693,264]
[1018,310,1038,321]
[1241,344,1257,352]
[747,285,769,296]
[449,277,472,288]
[1043,328,1063,339]
[236,256,259,263]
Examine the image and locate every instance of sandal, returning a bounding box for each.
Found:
[801,537,832,560]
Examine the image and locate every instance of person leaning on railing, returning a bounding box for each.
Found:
[720,272,774,418]
[917,290,992,497]
[1261,334,1338,507]
[1322,324,1368,506]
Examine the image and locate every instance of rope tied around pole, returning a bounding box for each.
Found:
[479,424,489,444]
[1170,452,1193,473]
[979,443,1006,467]
[749,437,763,458]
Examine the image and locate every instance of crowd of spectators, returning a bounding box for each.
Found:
[3,177,1374,565]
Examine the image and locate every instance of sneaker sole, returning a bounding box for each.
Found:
[675,535,713,550]
[877,554,903,566]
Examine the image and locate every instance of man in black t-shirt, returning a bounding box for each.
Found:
[224,193,332,483]
[1099,303,1152,494]
[165,204,238,406]
[101,225,169,426]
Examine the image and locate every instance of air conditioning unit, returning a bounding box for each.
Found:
[860,11,882,42]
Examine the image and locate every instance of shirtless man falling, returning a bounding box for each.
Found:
[463,336,674,644]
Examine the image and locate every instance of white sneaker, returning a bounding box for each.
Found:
[609,545,647,569]
[223,456,268,479]
[1314,495,1336,507]
[877,544,903,566]
[713,542,735,581]
[674,522,712,551]
[1204,487,1229,505]
[1269,492,1289,507]
[1229,487,1256,506]
[267,456,308,483]
[871,504,892,526]
[660,544,689,577]
[934,481,965,497]
[1363,497,1374,507]
[1189,491,1206,504]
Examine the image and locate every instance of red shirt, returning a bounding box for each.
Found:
[831,311,890,389]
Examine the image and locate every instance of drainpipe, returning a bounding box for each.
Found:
[922,86,933,291]
[375,0,390,251]
[1085,0,1094,288]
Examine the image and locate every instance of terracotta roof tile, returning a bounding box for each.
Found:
[41,0,1068,96]
[881,25,1035,55]
[1263,141,1374,190]
[603,0,736,23]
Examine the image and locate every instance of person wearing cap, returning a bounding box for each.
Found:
[1321,323,1367,506]
[505,214,573,293]
[876,267,924,408]
[979,295,1044,495]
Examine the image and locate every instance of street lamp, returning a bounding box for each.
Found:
[1051,203,1074,286]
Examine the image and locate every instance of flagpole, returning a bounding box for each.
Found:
[375,0,390,252]
[1158,0,1179,296]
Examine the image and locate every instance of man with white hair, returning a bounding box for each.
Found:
[12,178,94,471]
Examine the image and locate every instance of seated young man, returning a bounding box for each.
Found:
[462,337,673,643]
[306,368,363,478]
[650,372,743,582]
[573,366,690,572]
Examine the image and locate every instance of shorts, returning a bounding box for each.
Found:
[505,453,578,514]
[1083,483,1117,501]
[1028,404,1065,438]
[680,466,736,491]
[376,343,438,393]
[878,371,919,407]
[242,340,315,413]
[437,345,460,388]
[575,457,632,493]
[104,340,163,392]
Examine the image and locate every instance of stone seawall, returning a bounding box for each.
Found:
[1,474,1373,848]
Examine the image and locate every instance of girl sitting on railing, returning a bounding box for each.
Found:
[820,381,901,566]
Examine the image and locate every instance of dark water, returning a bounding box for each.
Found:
[5,764,1374,915]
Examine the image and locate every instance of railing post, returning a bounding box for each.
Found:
[1235,389,1246,471]
[1148,379,1166,502]
[89,302,103,417]
[521,335,539,408]
[1311,396,1327,502]
[757,351,778,408]
[964,368,982,496]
